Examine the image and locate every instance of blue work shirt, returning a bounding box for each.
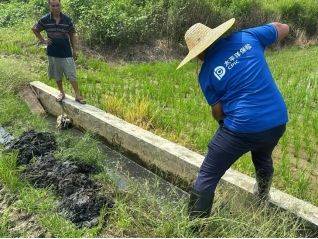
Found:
[34,13,75,58]
[199,24,288,133]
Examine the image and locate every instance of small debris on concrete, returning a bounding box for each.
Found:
[56,114,73,130]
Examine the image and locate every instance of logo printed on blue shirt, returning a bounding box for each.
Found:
[213,44,253,80]
[224,44,252,70]
[214,66,226,80]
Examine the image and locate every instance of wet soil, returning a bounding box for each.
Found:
[6,130,114,228]
[7,130,57,166]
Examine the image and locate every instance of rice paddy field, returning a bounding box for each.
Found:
[3,21,316,203]
[0,9,317,239]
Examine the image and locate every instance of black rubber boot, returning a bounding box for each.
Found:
[253,174,273,201]
[188,188,214,220]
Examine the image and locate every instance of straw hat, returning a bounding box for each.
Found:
[177,18,235,69]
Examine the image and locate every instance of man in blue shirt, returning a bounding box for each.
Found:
[32,0,85,104]
[177,19,289,219]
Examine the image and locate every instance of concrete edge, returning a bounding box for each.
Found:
[30,81,318,228]
[19,85,46,116]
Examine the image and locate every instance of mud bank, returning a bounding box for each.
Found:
[6,130,114,228]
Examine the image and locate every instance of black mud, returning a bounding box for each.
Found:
[7,130,57,166]
[7,130,114,228]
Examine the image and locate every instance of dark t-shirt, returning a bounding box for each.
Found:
[34,12,75,58]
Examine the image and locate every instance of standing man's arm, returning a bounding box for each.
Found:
[69,31,78,60]
[31,24,51,46]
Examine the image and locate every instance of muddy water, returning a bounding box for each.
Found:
[7,130,57,165]
[1,129,113,228]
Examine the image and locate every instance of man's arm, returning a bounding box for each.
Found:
[272,22,290,41]
[69,32,78,60]
[211,103,224,122]
[31,26,51,45]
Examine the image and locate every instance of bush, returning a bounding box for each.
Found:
[28,0,49,17]
[61,0,277,47]
[2,0,318,46]
[0,2,30,27]
[278,0,318,36]
[63,0,166,46]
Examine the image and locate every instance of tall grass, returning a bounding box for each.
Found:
[1,0,318,47]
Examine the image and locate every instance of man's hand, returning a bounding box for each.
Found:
[32,27,51,46]
[211,103,224,122]
[40,38,52,46]
[272,22,290,41]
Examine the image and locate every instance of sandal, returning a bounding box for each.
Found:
[56,93,65,102]
[75,97,86,104]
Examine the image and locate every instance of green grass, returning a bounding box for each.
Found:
[0,19,317,206]
[44,47,318,205]
[0,47,314,237]
[0,16,317,237]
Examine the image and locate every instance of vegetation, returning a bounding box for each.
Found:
[0,55,311,237]
[0,0,317,237]
[1,0,318,47]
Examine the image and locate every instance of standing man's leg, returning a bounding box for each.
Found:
[189,126,251,219]
[251,125,286,200]
[64,57,85,104]
[56,80,65,100]
[69,80,84,101]
[48,56,65,101]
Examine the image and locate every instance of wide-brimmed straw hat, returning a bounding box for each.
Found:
[177,18,235,69]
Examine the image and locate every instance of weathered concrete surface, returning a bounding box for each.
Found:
[19,86,46,116]
[30,81,318,229]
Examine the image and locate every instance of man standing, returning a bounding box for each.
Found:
[177,19,289,219]
[32,0,85,104]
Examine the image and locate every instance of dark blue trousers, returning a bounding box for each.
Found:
[194,124,286,194]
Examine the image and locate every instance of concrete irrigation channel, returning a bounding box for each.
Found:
[27,81,318,231]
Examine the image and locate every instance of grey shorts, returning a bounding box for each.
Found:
[48,56,76,81]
